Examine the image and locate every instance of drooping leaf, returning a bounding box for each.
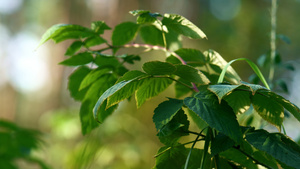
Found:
[65,41,83,56]
[136,78,173,108]
[84,36,106,47]
[142,61,176,75]
[59,52,94,66]
[153,98,184,130]
[157,109,189,145]
[184,87,242,143]
[91,21,111,34]
[252,91,284,131]
[246,129,300,168]
[174,64,210,85]
[162,14,206,39]
[68,66,91,101]
[264,91,300,123]
[241,81,268,94]
[112,22,140,46]
[208,84,241,103]
[79,68,110,90]
[39,24,96,46]
[223,90,251,114]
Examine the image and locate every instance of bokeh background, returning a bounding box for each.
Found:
[1,0,300,168]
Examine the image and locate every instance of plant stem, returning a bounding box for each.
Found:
[184,132,203,169]
[268,0,277,84]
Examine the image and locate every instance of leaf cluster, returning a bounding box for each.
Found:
[40,10,300,168]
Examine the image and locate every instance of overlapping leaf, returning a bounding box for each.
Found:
[184,88,243,143]
[68,66,91,101]
[90,21,111,34]
[142,61,176,75]
[65,41,83,56]
[112,22,140,46]
[59,52,94,66]
[174,64,210,85]
[246,129,300,168]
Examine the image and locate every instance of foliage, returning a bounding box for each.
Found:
[40,9,300,169]
[0,120,49,169]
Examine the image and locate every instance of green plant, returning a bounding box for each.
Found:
[39,9,300,169]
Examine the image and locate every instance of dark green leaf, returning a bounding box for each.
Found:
[39,24,96,46]
[91,21,111,34]
[59,52,94,66]
[142,61,176,75]
[157,109,189,145]
[94,53,120,69]
[220,148,259,169]
[136,78,173,108]
[68,66,91,101]
[162,14,206,39]
[129,10,150,16]
[84,36,106,47]
[112,22,140,46]
[211,133,235,156]
[246,129,300,168]
[154,145,188,169]
[121,55,141,64]
[184,88,242,143]
[174,78,192,98]
[137,13,158,24]
[80,100,100,135]
[223,90,251,114]
[174,64,210,84]
[65,41,83,56]
[252,91,284,130]
[241,81,268,94]
[153,98,184,130]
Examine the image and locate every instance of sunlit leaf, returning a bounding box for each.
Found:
[140,25,164,46]
[137,12,159,24]
[91,21,111,34]
[136,78,173,108]
[79,68,110,90]
[142,61,176,75]
[246,129,300,168]
[184,88,242,143]
[162,14,206,39]
[223,90,251,114]
[84,36,106,47]
[174,65,210,85]
[174,48,206,66]
[112,22,140,46]
[59,52,94,66]
[208,84,241,103]
[252,91,284,131]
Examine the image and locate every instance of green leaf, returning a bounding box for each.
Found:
[112,22,140,46]
[211,133,235,156]
[65,41,83,56]
[157,109,189,145]
[84,36,106,47]
[91,21,111,34]
[38,24,95,46]
[139,25,164,46]
[68,66,91,101]
[241,81,268,94]
[80,100,99,135]
[220,148,259,169]
[275,79,289,93]
[129,10,151,16]
[142,61,176,75]
[223,90,251,114]
[264,91,300,123]
[252,91,284,131]
[59,52,94,66]
[137,12,158,24]
[79,68,110,90]
[136,78,173,108]
[120,54,141,64]
[277,34,291,44]
[208,84,241,103]
[154,145,188,169]
[204,50,241,84]
[174,48,206,66]
[174,65,210,84]
[94,53,120,69]
[162,14,206,39]
[153,98,184,130]
[93,78,138,119]
[246,129,300,168]
[107,71,148,108]
[174,78,192,98]
[184,88,242,143]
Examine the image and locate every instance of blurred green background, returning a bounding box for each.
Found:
[0,0,300,168]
